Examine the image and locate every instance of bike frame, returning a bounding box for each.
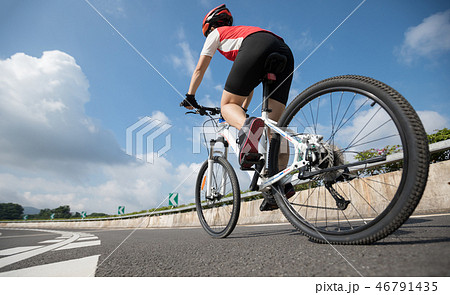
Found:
[206,111,323,196]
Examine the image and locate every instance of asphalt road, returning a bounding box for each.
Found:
[0,213,449,277]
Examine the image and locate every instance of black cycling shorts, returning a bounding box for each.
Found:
[224,32,294,105]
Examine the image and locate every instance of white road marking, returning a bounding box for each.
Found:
[0,246,43,256]
[0,231,79,269]
[0,228,103,276]
[0,255,100,277]
[411,212,450,218]
[77,236,98,241]
[54,240,101,251]
[39,239,64,244]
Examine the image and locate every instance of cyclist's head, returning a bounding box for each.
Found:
[202,4,233,37]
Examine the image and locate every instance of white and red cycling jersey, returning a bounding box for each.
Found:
[200,26,282,61]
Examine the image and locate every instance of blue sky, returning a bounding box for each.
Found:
[0,0,449,214]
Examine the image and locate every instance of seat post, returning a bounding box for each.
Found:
[262,52,287,118]
[261,75,273,166]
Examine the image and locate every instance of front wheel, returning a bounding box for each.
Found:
[195,156,240,238]
[269,75,429,244]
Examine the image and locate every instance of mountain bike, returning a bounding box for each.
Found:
[185,53,429,244]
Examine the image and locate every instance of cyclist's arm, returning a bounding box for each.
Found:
[188,55,212,95]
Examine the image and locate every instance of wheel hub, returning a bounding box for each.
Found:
[312,141,345,182]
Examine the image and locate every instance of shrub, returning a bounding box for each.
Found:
[354,145,403,176]
[428,128,450,163]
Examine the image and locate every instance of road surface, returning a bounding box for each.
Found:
[0,213,449,277]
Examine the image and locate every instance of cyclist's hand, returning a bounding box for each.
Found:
[180,94,200,110]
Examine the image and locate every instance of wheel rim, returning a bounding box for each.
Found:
[197,159,238,236]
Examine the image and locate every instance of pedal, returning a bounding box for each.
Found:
[260,199,279,211]
[259,191,279,211]
[240,152,263,170]
[249,159,265,192]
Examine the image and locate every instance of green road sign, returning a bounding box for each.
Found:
[50,213,55,220]
[23,215,28,221]
[169,193,178,207]
[81,211,87,218]
[118,206,125,215]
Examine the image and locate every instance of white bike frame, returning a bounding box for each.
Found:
[205,111,323,197]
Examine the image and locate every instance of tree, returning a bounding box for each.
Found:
[53,205,71,219]
[37,208,52,219]
[0,203,24,220]
[72,212,81,218]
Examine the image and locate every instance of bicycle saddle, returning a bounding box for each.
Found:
[264,52,287,74]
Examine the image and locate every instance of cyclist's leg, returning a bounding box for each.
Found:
[267,42,294,171]
[221,90,265,169]
[220,90,247,130]
[241,90,254,111]
[267,98,285,121]
[267,99,289,170]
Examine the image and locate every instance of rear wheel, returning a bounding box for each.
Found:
[195,156,240,238]
[268,75,429,244]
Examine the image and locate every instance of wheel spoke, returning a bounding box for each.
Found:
[345,106,382,151]
[271,76,427,244]
[196,157,240,238]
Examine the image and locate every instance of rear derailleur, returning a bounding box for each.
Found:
[324,181,351,210]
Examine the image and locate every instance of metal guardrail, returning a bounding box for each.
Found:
[351,138,450,171]
[2,140,449,224]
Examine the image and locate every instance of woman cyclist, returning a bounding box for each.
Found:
[180,4,295,209]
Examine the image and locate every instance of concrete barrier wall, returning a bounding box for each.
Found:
[1,161,449,230]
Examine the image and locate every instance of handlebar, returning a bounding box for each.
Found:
[185,106,221,116]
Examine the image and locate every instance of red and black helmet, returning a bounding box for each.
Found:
[202,4,233,37]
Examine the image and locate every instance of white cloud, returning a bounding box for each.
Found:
[397,9,450,64]
[169,27,213,81]
[198,94,216,108]
[332,106,448,155]
[199,0,212,8]
[170,41,197,77]
[288,87,300,101]
[0,156,181,213]
[0,51,200,214]
[150,110,171,124]
[0,51,127,176]
[292,30,317,53]
[417,110,449,134]
[337,106,400,153]
[92,0,127,18]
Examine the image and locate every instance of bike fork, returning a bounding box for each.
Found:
[206,137,229,198]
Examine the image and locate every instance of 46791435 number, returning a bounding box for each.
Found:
[375,281,438,292]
